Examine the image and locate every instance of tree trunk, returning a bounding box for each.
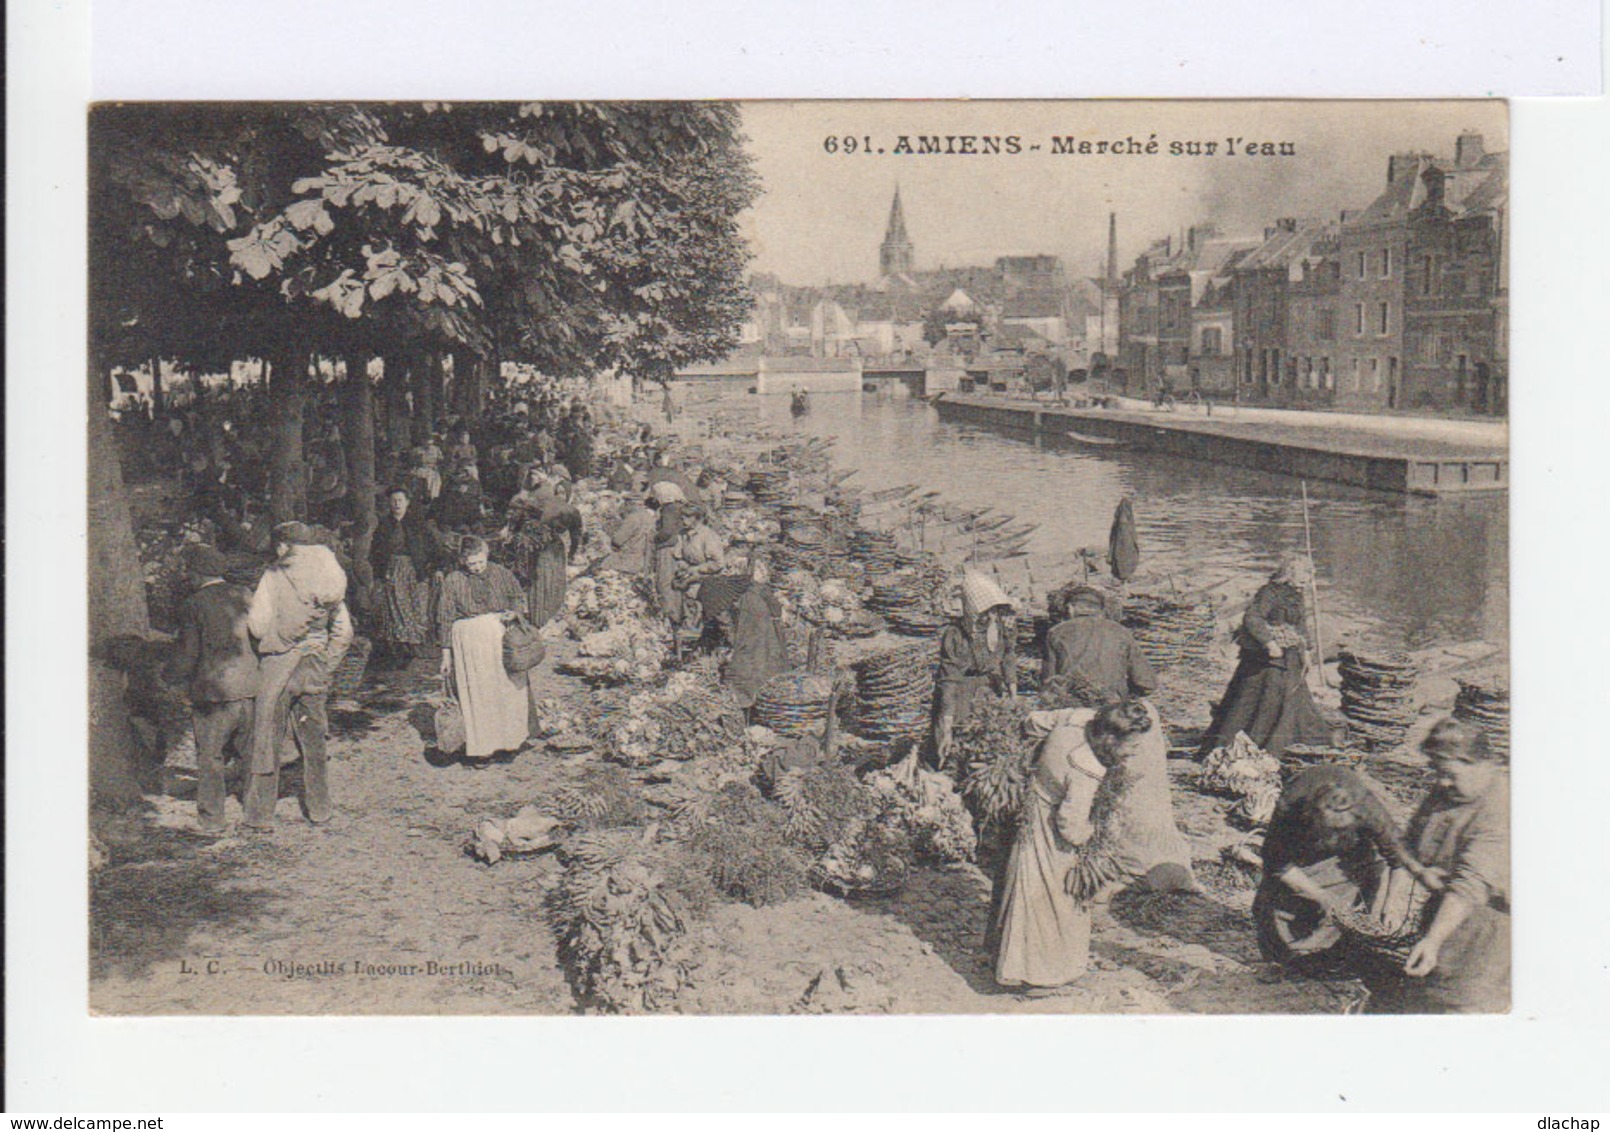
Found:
[344,355,379,596]
[415,350,437,437]
[268,352,309,525]
[86,358,149,804]
[149,356,166,418]
[383,353,412,456]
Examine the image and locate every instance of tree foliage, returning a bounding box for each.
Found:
[89,101,760,377]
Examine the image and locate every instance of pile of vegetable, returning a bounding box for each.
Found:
[561,619,673,684]
[678,781,811,907]
[951,694,1036,835]
[865,763,978,864]
[1199,731,1283,799]
[561,569,655,638]
[606,672,749,766]
[546,827,706,1013]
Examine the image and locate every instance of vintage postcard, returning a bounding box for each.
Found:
[87,99,1508,1017]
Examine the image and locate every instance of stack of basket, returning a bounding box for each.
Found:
[747,468,791,504]
[848,528,902,572]
[1120,593,1218,672]
[1454,672,1510,760]
[751,671,836,739]
[852,642,938,744]
[1338,648,1420,750]
[866,574,946,638]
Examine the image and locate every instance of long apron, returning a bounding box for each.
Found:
[450,613,532,760]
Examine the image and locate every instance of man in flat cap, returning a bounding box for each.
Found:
[164,544,259,835]
[1042,584,1156,707]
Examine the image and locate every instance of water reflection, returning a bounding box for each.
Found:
[737,388,1506,652]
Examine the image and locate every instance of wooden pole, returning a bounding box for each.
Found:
[1300,480,1333,689]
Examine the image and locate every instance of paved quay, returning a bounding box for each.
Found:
[932,394,1508,494]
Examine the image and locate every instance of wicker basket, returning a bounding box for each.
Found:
[1335,876,1434,966]
[330,636,373,699]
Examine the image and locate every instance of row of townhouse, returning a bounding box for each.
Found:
[1119,131,1507,414]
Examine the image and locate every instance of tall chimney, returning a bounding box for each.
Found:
[1456,132,1485,167]
[1106,212,1118,288]
[1388,153,1422,185]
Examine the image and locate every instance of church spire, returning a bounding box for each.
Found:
[879,186,914,278]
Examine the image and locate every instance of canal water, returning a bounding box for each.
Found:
[718,387,1507,654]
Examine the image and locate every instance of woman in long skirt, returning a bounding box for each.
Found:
[437,537,532,762]
[992,700,1153,992]
[1198,556,1335,758]
[368,485,440,666]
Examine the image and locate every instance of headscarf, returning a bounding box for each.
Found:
[959,569,1014,620]
[1271,554,1306,584]
[650,480,687,506]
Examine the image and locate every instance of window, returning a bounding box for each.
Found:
[1201,327,1222,355]
[1378,301,1390,335]
[1321,357,1333,389]
[1370,357,1381,391]
[1351,357,1361,391]
[1421,254,1434,296]
[1318,309,1335,341]
[1357,252,1367,279]
[1355,303,1365,335]
[1381,248,1392,278]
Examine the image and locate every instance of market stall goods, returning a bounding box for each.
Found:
[851,641,939,744]
[1199,731,1283,800]
[607,672,749,766]
[547,828,700,1013]
[752,671,836,739]
[1338,648,1420,750]
[1120,592,1219,671]
[865,764,977,864]
[1453,672,1509,760]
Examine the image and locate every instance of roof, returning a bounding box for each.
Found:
[992,323,1047,347]
[1237,220,1339,280]
[1348,150,1508,227]
[1001,291,1064,319]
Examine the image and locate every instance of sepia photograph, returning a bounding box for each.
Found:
[85,99,1509,1019]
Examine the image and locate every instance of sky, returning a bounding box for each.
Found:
[737,100,1507,286]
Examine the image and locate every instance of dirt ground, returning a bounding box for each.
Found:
[91,631,1388,1017]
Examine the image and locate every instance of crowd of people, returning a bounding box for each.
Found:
[940,555,1507,1013]
[134,376,1507,1014]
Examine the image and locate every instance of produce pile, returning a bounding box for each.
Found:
[532,697,593,748]
[811,811,914,897]
[1338,647,1420,750]
[680,781,811,907]
[1120,592,1219,672]
[851,642,938,744]
[718,504,780,549]
[951,694,1035,835]
[1453,671,1509,760]
[562,620,673,685]
[778,573,881,639]
[1199,731,1283,828]
[546,827,705,1013]
[865,764,978,864]
[607,672,749,767]
[560,570,655,638]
